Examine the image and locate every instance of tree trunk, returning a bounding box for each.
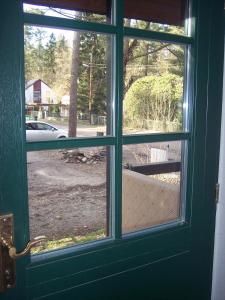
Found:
[68,30,80,137]
[144,43,149,76]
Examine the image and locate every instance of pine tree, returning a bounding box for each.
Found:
[53,36,71,102]
[44,33,57,86]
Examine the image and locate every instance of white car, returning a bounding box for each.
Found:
[26,121,68,142]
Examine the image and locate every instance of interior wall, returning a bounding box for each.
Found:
[211,45,225,300]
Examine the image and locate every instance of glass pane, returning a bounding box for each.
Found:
[122,141,185,234]
[124,0,188,36]
[24,26,113,140]
[23,0,112,24]
[123,39,186,134]
[28,146,112,254]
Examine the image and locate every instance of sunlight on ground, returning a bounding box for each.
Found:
[31,229,106,254]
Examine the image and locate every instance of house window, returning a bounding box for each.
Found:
[33,90,41,103]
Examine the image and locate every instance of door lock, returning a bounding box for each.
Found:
[0,214,47,292]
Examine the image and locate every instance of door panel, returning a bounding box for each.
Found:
[27,251,192,299]
[26,227,190,298]
[0,1,28,299]
[0,0,224,299]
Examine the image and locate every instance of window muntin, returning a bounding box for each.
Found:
[23,0,192,253]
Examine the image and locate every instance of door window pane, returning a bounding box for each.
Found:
[124,0,188,36]
[23,0,112,24]
[24,26,113,140]
[27,146,112,254]
[123,39,186,134]
[122,141,185,234]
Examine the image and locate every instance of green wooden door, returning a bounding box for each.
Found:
[0,0,224,299]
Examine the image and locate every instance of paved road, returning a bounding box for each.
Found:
[55,124,182,158]
[56,124,106,137]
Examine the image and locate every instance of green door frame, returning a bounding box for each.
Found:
[0,0,224,299]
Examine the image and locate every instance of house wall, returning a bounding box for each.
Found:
[25,81,56,104]
[33,79,41,92]
[25,85,33,104]
[60,106,69,117]
[211,49,225,300]
[41,81,55,104]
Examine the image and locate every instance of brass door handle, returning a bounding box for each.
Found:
[0,214,47,292]
[1,235,47,259]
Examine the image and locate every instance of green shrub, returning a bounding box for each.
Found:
[123,73,183,131]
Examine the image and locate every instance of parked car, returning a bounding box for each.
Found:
[26,121,68,141]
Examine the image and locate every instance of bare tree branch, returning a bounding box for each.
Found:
[165,46,182,63]
[130,44,172,61]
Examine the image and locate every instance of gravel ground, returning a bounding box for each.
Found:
[27,145,180,244]
[27,150,107,240]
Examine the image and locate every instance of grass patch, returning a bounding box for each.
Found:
[31,229,106,255]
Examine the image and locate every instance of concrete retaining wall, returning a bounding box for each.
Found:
[122,169,180,233]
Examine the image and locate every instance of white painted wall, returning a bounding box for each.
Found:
[61,95,70,105]
[25,85,33,104]
[211,54,225,300]
[41,81,56,104]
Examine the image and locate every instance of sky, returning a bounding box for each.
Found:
[24,4,74,44]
